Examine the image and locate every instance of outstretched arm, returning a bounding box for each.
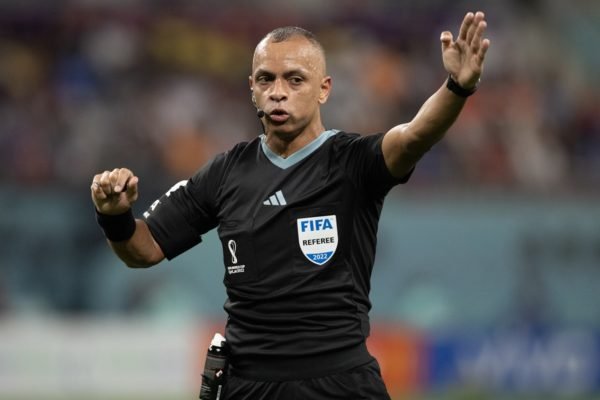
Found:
[382,11,490,179]
[91,168,165,268]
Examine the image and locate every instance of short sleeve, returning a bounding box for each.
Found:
[143,153,226,260]
[334,132,412,198]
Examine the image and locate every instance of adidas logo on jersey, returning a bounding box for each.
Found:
[263,190,287,206]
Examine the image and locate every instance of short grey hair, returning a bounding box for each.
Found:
[256,26,326,70]
[265,26,323,52]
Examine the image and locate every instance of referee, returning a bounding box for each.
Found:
[91,12,489,399]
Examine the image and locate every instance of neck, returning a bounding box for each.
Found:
[264,123,325,158]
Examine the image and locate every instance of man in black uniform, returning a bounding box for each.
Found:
[91,12,490,399]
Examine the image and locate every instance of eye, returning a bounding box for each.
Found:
[289,76,303,85]
[256,75,273,84]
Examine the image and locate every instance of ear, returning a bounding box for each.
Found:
[249,76,258,107]
[318,76,332,104]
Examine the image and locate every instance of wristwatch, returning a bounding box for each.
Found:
[446,74,478,97]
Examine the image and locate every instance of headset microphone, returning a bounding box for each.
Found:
[256,109,265,118]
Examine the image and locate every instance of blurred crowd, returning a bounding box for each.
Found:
[1,0,600,319]
[0,0,598,195]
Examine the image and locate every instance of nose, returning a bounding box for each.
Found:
[268,78,288,102]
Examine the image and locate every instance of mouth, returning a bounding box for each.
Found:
[268,109,290,123]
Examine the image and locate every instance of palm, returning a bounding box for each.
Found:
[441,12,490,90]
[443,42,482,85]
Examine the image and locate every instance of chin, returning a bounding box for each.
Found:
[268,128,301,142]
[268,122,302,138]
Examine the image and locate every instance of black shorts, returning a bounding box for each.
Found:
[221,359,391,400]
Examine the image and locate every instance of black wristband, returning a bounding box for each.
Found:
[95,208,136,242]
[446,74,477,98]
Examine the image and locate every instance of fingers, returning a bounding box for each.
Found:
[110,168,133,193]
[125,175,139,203]
[480,38,491,59]
[471,18,487,51]
[471,16,489,68]
[91,173,106,200]
[466,12,484,44]
[458,12,474,42]
[96,170,110,195]
[91,168,136,198]
[457,11,486,45]
[440,31,453,51]
[103,168,131,194]
[456,11,490,68]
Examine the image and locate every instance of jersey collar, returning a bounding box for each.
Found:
[260,129,339,170]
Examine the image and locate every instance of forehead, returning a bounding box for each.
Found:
[252,36,325,75]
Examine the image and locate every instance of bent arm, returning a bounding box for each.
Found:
[108,219,165,268]
[91,167,165,268]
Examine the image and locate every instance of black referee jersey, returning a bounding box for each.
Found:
[144,129,407,380]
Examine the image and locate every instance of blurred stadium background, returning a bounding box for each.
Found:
[1,0,599,398]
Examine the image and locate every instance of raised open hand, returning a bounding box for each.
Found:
[441,11,490,90]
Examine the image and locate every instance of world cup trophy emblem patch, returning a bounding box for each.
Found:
[296,215,338,265]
